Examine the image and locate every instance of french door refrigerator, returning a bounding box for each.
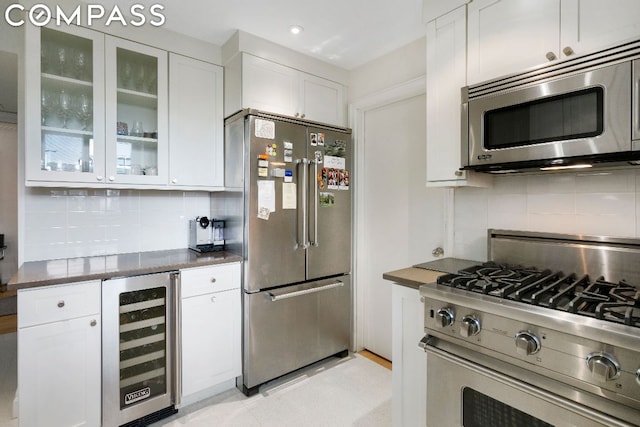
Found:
[224,109,352,395]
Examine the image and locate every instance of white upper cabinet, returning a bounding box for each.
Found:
[468,0,640,85]
[229,53,347,126]
[105,36,168,186]
[168,54,224,189]
[25,24,106,184]
[242,55,299,117]
[467,0,560,85]
[299,73,345,126]
[25,24,223,190]
[560,0,640,57]
[426,6,469,185]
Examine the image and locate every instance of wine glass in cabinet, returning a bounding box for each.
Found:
[105,37,168,185]
[25,25,106,184]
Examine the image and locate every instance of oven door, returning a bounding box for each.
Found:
[467,61,631,168]
[423,338,636,427]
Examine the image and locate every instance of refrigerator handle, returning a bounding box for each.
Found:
[296,158,309,249]
[309,159,319,247]
[268,280,345,301]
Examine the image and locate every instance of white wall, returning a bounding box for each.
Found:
[22,188,210,261]
[349,37,426,102]
[453,168,640,260]
[0,123,18,283]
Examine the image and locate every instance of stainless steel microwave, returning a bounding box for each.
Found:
[462,39,640,173]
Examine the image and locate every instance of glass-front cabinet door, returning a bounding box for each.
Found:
[105,37,168,185]
[25,25,106,183]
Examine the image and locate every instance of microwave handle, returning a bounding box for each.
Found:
[460,86,470,174]
[634,67,640,142]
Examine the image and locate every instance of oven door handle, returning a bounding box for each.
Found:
[418,334,435,351]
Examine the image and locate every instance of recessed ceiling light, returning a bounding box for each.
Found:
[289,25,304,35]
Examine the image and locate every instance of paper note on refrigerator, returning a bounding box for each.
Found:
[282,183,296,209]
[258,180,276,216]
[324,155,345,169]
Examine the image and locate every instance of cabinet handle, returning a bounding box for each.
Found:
[545,51,557,61]
[211,295,216,303]
[96,176,103,181]
[172,178,178,184]
[210,277,216,283]
[108,176,115,182]
[90,319,97,327]
[454,170,463,177]
[562,46,574,57]
[57,300,65,308]
[294,112,300,118]
[301,113,306,119]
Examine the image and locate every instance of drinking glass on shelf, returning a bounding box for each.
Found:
[120,61,133,89]
[131,121,143,137]
[41,41,50,74]
[57,47,67,76]
[74,50,87,80]
[76,93,92,130]
[41,91,51,126]
[58,90,72,128]
[134,62,146,91]
[146,68,157,94]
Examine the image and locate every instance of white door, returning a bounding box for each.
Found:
[361,94,444,360]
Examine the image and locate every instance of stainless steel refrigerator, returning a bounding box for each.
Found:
[223,109,352,395]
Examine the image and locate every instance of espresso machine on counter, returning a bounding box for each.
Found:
[189,216,225,253]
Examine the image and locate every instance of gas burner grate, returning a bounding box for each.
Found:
[436,262,640,327]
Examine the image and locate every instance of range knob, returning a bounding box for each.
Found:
[435,308,455,328]
[515,331,541,356]
[586,352,621,382]
[460,315,481,337]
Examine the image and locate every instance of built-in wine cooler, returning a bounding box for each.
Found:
[103,271,178,427]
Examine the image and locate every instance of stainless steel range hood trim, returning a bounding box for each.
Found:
[487,229,640,288]
[466,38,640,100]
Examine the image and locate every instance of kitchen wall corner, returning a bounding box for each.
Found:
[22,188,211,262]
[453,168,640,261]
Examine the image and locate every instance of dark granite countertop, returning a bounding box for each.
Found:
[383,258,482,290]
[412,257,481,274]
[383,267,445,289]
[8,249,242,291]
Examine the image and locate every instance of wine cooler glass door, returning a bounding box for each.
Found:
[102,272,176,427]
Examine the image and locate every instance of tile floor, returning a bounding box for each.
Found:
[0,331,391,427]
[153,354,391,426]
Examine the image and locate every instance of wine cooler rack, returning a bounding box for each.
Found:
[118,287,167,409]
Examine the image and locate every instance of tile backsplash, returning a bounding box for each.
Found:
[453,169,640,261]
[24,188,210,262]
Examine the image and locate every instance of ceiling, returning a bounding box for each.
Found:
[97,0,427,70]
[0,1,427,117]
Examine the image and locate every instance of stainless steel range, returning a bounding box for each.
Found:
[419,230,640,427]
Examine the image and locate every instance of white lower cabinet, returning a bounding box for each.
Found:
[17,281,101,427]
[179,263,241,404]
[391,284,426,427]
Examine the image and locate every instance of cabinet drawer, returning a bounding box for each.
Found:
[18,280,101,328]
[180,262,240,298]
